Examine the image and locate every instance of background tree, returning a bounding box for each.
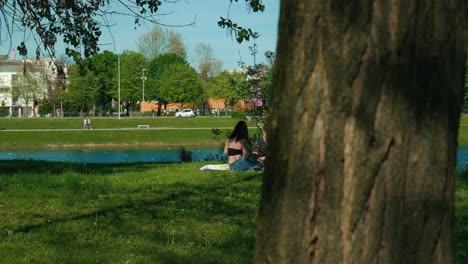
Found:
[138,28,187,60]
[193,43,223,83]
[254,1,467,263]
[250,60,274,125]
[11,69,44,117]
[52,55,70,117]
[261,64,273,107]
[167,30,187,59]
[208,70,248,116]
[137,28,167,60]
[147,53,188,115]
[193,42,223,114]
[34,59,57,117]
[0,1,185,59]
[65,66,98,116]
[0,0,260,60]
[158,63,203,108]
[243,63,270,126]
[110,51,147,116]
[87,51,117,116]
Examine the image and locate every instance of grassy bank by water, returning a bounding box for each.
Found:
[458,115,468,147]
[0,129,223,149]
[0,117,259,149]
[3,116,468,149]
[0,160,467,263]
[0,161,261,263]
[0,117,245,130]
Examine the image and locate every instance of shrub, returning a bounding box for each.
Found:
[176,146,193,162]
[456,165,468,185]
[0,107,9,117]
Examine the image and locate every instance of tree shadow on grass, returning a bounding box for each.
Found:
[0,160,169,175]
[0,174,262,263]
[454,180,468,264]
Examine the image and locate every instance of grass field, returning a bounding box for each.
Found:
[0,117,261,149]
[0,117,246,130]
[1,117,467,263]
[0,160,466,263]
[0,161,261,264]
[0,129,227,149]
[3,117,468,148]
[458,115,468,147]
[455,168,468,263]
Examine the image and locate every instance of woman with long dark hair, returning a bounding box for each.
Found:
[224,120,261,171]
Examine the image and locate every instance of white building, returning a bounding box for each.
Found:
[0,56,68,117]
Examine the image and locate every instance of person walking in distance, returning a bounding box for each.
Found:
[83,117,87,129]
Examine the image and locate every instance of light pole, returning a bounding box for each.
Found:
[141,69,147,115]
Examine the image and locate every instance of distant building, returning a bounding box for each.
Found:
[0,55,69,117]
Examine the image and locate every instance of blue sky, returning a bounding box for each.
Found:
[0,0,280,70]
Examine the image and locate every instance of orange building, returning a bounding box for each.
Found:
[139,98,255,113]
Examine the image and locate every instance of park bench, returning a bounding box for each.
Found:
[138,125,150,128]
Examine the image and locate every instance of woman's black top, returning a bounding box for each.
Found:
[227,148,243,156]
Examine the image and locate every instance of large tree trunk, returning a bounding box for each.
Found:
[254,1,466,263]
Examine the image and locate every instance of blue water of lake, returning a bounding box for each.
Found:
[456,148,468,168]
[2,148,468,166]
[0,148,220,163]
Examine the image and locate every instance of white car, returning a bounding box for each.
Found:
[175,109,195,118]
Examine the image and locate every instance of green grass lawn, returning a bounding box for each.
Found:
[454,168,468,263]
[3,116,468,149]
[0,160,466,263]
[0,117,246,130]
[458,115,468,147]
[1,117,467,263]
[0,161,261,264]
[0,129,225,149]
[0,117,261,149]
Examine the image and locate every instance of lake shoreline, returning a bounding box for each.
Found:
[0,142,220,150]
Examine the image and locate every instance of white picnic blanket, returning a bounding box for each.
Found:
[200,164,230,171]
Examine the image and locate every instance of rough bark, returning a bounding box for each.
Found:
[254,1,467,263]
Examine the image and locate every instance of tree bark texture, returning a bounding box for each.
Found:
[254,1,467,263]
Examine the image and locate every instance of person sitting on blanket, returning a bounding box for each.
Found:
[224,121,261,171]
[252,126,267,167]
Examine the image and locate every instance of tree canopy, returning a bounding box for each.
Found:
[137,28,187,60]
[115,51,147,115]
[1,0,264,60]
[208,70,248,113]
[0,1,195,59]
[87,50,118,114]
[157,63,203,108]
[65,67,98,115]
[11,69,43,117]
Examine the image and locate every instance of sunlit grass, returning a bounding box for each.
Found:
[0,129,222,149]
[455,167,468,264]
[0,117,246,130]
[0,161,261,263]
[458,125,468,147]
[1,160,467,263]
[0,117,260,149]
